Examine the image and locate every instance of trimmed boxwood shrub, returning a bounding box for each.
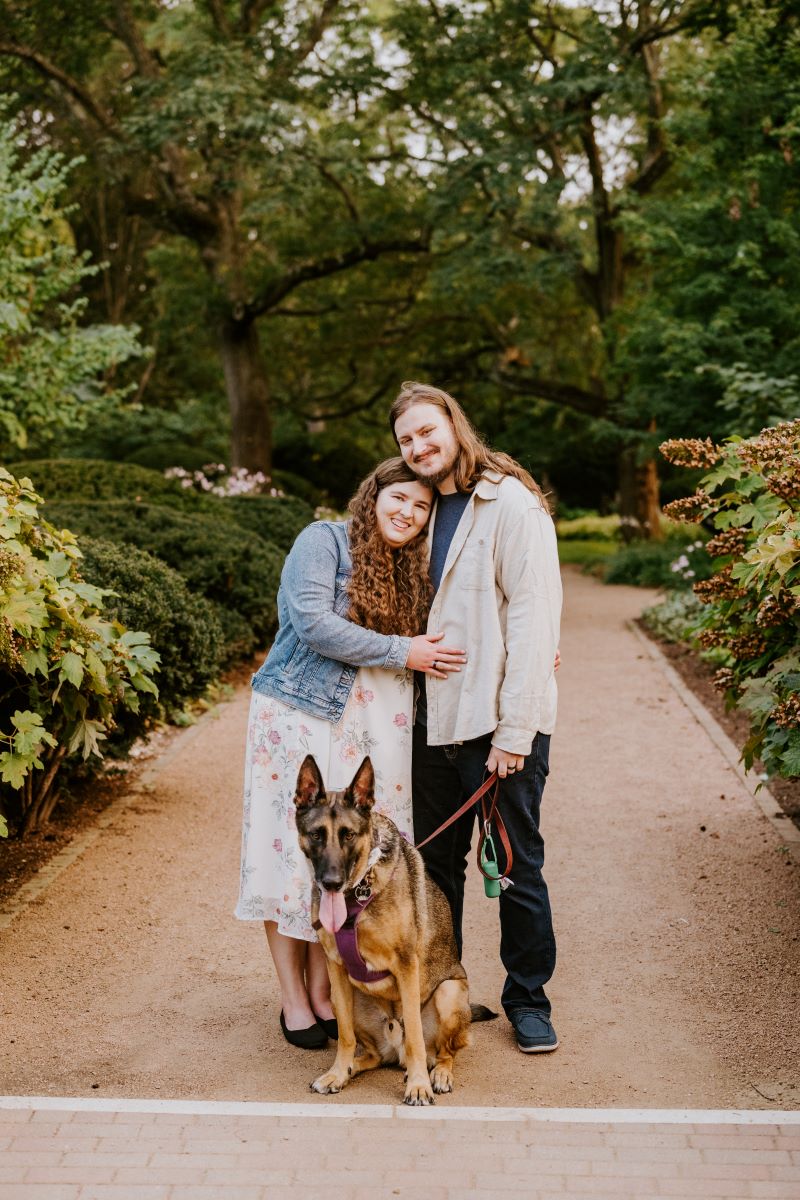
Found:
[220,494,313,553]
[78,537,226,721]
[47,501,283,644]
[9,458,207,509]
[11,458,314,554]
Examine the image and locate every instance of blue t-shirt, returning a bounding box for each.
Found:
[416,490,472,727]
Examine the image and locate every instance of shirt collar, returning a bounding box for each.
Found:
[474,468,503,499]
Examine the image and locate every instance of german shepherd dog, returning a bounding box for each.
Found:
[294,754,493,1105]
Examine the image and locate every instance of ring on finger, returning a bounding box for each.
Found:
[433,660,438,671]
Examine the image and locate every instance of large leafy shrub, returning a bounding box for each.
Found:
[661,423,800,779]
[47,501,283,645]
[0,471,158,834]
[78,538,225,722]
[0,119,145,456]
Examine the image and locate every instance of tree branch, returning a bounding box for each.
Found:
[0,40,118,136]
[246,234,430,318]
[491,368,607,418]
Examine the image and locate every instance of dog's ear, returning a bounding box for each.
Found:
[345,756,375,811]
[294,755,326,809]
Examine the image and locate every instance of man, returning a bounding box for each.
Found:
[391,381,562,1054]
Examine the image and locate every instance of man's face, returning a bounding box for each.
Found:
[394,402,459,491]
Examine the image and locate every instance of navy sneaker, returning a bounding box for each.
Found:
[510,1009,559,1054]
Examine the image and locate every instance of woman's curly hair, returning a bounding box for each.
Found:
[347,458,433,638]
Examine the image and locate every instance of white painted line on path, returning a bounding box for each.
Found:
[1,1096,798,1123]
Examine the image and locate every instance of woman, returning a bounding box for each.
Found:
[235,458,466,1048]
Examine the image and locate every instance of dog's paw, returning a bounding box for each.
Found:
[403,1078,435,1106]
[310,1070,348,1095]
[430,1065,454,1094]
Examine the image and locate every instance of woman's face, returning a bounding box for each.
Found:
[374,479,433,547]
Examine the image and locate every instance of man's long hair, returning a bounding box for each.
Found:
[389,381,550,512]
[347,457,432,637]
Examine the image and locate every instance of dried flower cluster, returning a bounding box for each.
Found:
[693,566,746,604]
[705,529,747,559]
[756,591,799,628]
[772,694,800,729]
[736,419,800,504]
[663,491,716,523]
[659,438,722,469]
[727,632,768,661]
[713,667,736,693]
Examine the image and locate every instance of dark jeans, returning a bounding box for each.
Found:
[412,723,556,1019]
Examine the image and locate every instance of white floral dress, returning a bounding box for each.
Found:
[235,666,414,940]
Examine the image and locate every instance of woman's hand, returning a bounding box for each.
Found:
[406,631,467,679]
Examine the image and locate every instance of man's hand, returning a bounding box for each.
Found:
[487,745,525,779]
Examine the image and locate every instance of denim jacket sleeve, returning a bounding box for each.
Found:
[282,523,411,670]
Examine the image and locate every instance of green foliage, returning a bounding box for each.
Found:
[557,540,617,567]
[0,114,146,455]
[556,514,620,542]
[46,501,283,647]
[640,591,705,645]
[615,6,800,442]
[77,537,225,725]
[0,469,158,833]
[603,536,712,590]
[662,421,800,779]
[220,494,312,554]
[8,458,210,509]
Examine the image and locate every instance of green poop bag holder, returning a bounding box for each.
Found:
[476,772,514,899]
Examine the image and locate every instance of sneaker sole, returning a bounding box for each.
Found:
[517,1038,559,1054]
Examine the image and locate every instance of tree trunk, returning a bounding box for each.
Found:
[618,444,662,542]
[219,316,272,474]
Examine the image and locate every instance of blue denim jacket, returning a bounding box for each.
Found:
[251,520,412,722]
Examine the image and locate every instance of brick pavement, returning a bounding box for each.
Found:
[1,1099,799,1200]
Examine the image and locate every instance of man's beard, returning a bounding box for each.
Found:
[413,448,458,487]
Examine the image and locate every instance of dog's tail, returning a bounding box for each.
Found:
[470,1003,499,1023]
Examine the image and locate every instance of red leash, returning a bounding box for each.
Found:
[414,770,514,886]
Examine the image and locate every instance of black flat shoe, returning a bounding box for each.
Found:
[314,1014,338,1041]
[279,1010,328,1050]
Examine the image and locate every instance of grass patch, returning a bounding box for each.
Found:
[557,539,617,565]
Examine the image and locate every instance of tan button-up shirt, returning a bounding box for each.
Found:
[423,469,562,755]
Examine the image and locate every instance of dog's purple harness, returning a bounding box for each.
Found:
[334,891,391,984]
[313,883,391,985]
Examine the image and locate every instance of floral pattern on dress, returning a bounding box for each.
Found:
[235,665,414,941]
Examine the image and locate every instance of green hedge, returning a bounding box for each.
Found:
[9,458,204,508]
[10,457,314,553]
[219,494,312,553]
[78,537,225,722]
[48,501,283,645]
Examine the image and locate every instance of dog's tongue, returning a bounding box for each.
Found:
[319,888,347,933]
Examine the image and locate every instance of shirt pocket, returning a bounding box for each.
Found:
[458,538,492,591]
[333,568,352,615]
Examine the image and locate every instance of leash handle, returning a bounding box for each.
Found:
[414,770,499,851]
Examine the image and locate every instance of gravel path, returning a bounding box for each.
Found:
[1,567,798,1110]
